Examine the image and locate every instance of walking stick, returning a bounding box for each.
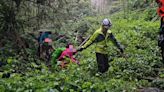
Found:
[78,35,91,48]
[75,35,91,65]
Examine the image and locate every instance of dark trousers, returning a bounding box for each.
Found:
[159,17,164,64]
[96,53,109,73]
[160,17,164,29]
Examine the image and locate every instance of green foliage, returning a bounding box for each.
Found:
[129,0,154,9]
[0,0,163,91]
[0,85,5,92]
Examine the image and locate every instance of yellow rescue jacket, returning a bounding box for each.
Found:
[81,27,120,54]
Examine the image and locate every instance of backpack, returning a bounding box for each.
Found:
[38,31,52,44]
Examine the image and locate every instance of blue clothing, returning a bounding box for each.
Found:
[39,32,51,44]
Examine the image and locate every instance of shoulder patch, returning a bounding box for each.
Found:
[95,34,105,43]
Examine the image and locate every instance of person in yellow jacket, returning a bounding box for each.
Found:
[77,18,124,74]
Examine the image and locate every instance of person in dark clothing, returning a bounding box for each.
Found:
[77,18,124,74]
[37,31,53,66]
[156,0,164,63]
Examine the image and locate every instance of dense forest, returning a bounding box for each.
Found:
[0,0,164,92]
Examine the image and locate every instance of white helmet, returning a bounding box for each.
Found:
[102,18,112,26]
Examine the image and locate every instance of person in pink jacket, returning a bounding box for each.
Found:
[58,44,79,68]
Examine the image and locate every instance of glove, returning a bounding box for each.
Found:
[77,48,83,52]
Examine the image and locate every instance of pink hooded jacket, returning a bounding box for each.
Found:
[58,45,79,64]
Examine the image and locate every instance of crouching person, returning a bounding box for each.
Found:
[57,44,79,68]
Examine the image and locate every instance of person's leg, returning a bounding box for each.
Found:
[103,54,109,72]
[160,16,164,64]
[96,53,103,73]
[45,45,52,66]
[160,17,163,29]
[161,45,164,64]
[37,44,40,57]
[40,44,44,58]
[41,44,47,60]
[96,53,109,73]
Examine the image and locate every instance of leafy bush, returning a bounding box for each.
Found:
[0,3,164,91]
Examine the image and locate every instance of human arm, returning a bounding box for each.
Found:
[77,32,99,51]
[109,33,124,53]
